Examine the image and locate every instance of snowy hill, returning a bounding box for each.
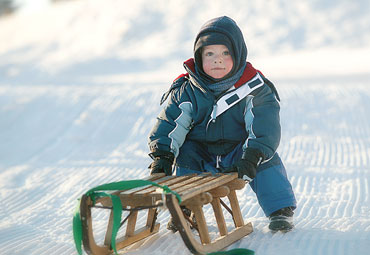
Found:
[0,0,369,254]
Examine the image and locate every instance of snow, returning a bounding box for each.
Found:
[0,0,369,254]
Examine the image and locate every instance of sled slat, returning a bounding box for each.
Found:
[173,176,218,195]
[119,175,173,195]
[180,174,236,201]
[163,175,212,193]
[134,175,195,195]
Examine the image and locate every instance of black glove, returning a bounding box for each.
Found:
[149,150,174,176]
[225,147,264,181]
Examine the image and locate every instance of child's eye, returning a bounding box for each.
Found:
[223,51,230,56]
[205,52,213,57]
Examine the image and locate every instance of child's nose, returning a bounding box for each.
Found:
[214,55,223,63]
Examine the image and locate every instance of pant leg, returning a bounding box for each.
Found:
[249,153,297,216]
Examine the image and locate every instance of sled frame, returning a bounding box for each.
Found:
[79,173,253,254]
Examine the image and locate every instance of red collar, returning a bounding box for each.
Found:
[234,62,260,88]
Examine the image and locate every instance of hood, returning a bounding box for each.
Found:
[193,16,248,81]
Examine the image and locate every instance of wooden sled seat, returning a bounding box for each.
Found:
[80,173,253,255]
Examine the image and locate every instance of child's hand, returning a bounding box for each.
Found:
[149,150,175,176]
[224,147,264,181]
[226,158,257,181]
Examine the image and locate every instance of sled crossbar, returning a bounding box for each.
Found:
[79,173,253,254]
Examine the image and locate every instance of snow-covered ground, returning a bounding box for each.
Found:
[0,0,369,254]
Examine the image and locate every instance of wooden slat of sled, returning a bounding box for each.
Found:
[133,175,195,195]
[161,175,212,194]
[180,174,236,201]
[171,175,218,194]
[119,175,172,195]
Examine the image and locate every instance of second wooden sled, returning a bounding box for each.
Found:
[80,173,253,255]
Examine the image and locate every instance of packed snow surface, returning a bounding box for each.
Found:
[0,1,369,254]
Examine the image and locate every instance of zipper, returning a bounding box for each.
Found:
[206,101,217,131]
[211,104,217,122]
[216,155,222,169]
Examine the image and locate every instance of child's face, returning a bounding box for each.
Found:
[202,44,233,79]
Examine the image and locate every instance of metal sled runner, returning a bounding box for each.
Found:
[78,173,253,255]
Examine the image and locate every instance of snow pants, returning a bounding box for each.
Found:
[173,140,297,216]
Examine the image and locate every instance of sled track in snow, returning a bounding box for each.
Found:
[0,80,369,255]
[274,82,370,255]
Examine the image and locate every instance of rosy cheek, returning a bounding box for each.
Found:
[227,59,233,71]
[202,60,211,73]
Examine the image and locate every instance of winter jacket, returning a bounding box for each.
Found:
[148,58,281,162]
[149,16,281,162]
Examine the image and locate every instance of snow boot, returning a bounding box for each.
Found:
[167,207,197,232]
[268,207,294,232]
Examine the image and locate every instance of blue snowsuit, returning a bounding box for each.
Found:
[148,17,296,216]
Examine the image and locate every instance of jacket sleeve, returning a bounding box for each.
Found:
[148,82,193,157]
[243,78,281,161]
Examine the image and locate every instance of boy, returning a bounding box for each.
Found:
[148,16,296,232]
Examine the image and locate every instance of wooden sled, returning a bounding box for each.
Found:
[80,173,253,255]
